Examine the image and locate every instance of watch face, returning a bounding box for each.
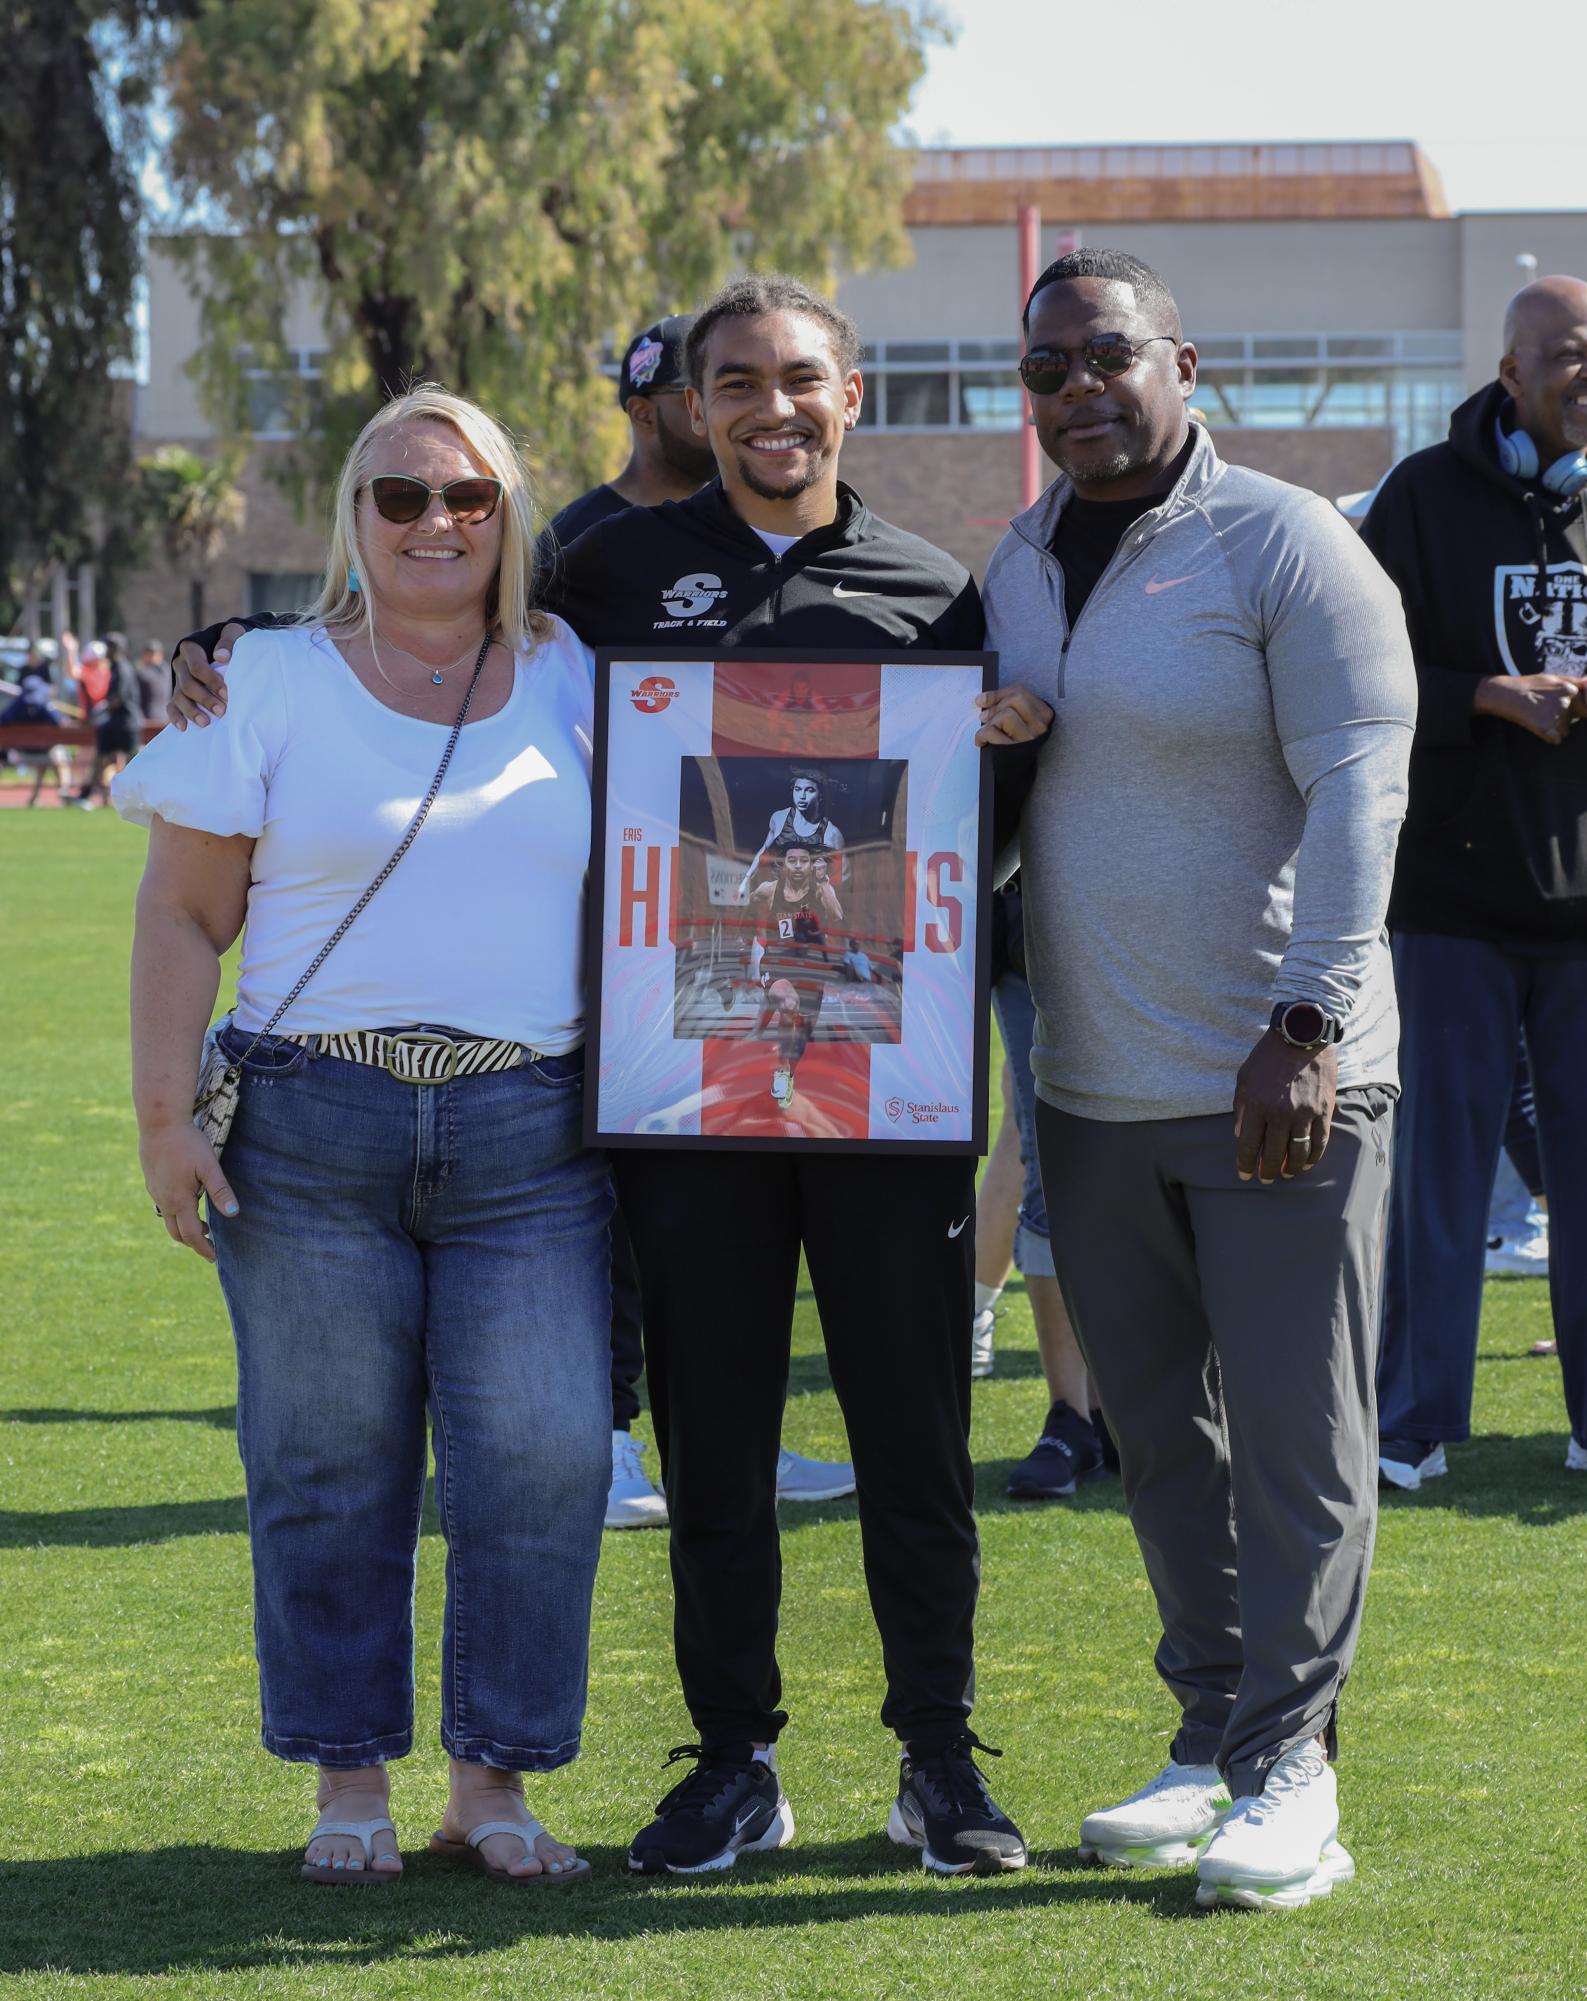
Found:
[1283,1002,1327,1046]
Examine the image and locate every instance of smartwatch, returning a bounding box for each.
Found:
[1270,1000,1343,1051]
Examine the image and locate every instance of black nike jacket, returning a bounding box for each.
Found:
[1361,381,1587,942]
[540,476,985,651]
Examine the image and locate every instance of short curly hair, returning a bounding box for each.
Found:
[686,274,862,387]
[1023,247,1182,342]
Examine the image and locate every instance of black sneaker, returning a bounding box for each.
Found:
[1006,1399,1104,1499]
[627,1743,794,1875]
[887,1734,1028,1876]
[1090,1405,1121,1473]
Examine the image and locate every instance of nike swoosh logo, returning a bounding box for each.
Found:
[1144,574,1197,594]
[833,585,881,599]
[948,1217,969,1239]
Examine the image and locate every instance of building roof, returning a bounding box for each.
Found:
[904,141,1449,225]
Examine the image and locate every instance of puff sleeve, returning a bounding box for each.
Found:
[111,631,289,837]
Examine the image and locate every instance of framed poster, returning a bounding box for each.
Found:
[586,648,993,1154]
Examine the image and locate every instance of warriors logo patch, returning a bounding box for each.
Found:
[1492,562,1587,675]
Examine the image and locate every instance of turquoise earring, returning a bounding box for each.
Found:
[347,566,360,593]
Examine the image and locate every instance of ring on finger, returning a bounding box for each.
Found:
[1289,1134,1313,1151]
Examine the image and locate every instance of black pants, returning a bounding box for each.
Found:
[610,1203,645,1430]
[614,1147,979,1751]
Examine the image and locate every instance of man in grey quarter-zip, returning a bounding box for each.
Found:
[983,248,1417,1912]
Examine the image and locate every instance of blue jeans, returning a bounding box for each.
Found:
[992,972,1054,1278]
[1379,932,1587,1448]
[210,1029,613,1769]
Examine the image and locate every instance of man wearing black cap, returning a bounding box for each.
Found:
[544,316,718,552]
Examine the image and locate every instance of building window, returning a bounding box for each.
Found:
[884,372,952,427]
[243,348,329,439]
[1187,333,1463,457]
[850,332,1461,458]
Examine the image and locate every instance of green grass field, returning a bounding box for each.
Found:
[2,810,1584,2000]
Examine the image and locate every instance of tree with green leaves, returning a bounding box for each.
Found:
[0,3,172,627]
[136,443,246,631]
[160,0,943,505]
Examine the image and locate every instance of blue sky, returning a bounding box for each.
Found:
[913,0,1584,215]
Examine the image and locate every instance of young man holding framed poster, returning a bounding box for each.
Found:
[556,275,1051,1878]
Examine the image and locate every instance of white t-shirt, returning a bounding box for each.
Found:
[113,621,595,1051]
[752,528,802,557]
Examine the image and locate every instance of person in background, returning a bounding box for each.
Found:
[987,247,1414,1910]
[1362,275,1587,1490]
[541,315,717,558]
[71,632,142,809]
[71,637,110,728]
[0,654,72,804]
[137,642,171,727]
[1485,1041,1550,1283]
[971,886,1116,1499]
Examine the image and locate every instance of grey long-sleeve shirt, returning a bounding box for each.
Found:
[984,426,1417,1122]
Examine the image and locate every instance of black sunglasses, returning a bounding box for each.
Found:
[365,474,504,525]
[1018,334,1175,396]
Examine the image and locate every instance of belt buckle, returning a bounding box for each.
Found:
[383,1031,458,1085]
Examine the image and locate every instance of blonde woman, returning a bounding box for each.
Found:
[114,388,609,1887]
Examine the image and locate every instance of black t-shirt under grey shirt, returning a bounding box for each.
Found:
[1052,438,1196,628]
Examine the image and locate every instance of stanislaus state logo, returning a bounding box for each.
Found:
[884,1097,904,1124]
[630,676,678,713]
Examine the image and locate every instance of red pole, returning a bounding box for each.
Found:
[1018,203,1042,510]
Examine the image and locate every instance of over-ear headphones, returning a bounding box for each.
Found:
[1495,412,1587,498]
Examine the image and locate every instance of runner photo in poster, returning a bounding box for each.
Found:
[671,758,907,1112]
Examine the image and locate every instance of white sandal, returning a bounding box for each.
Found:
[429,1814,591,1885]
[300,1814,401,1885]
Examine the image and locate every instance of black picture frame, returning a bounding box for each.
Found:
[584,647,994,1154]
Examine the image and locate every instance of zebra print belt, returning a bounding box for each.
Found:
[278,1028,538,1084]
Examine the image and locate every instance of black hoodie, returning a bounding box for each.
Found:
[541,476,985,651]
[1360,380,1587,943]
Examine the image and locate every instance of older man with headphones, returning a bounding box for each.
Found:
[1362,275,1587,1490]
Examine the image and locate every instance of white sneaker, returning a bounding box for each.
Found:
[1378,1439,1447,1491]
[770,1065,794,1107]
[1196,1739,1354,1910]
[775,1446,855,1502]
[1078,1760,1232,1869]
[1566,1436,1587,1473]
[605,1430,667,1529]
[970,1307,996,1379]
[1486,1212,1550,1278]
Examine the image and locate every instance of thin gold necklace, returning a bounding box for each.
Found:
[368,627,490,690]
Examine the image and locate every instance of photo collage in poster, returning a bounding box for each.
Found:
[588,651,991,1152]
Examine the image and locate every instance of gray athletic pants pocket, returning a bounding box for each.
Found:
[1035,1087,1393,1798]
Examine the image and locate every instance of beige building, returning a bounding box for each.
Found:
[122,140,1587,637]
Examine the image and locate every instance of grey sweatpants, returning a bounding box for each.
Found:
[1034,1087,1394,1798]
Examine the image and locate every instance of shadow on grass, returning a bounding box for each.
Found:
[0,1840,1201,1976]
[0,1498,250,1548]
[0,1492,448,1550]
[1,1406,237,1428]
[1377,1432,1587,1525]
[972,1463,1128,1519]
